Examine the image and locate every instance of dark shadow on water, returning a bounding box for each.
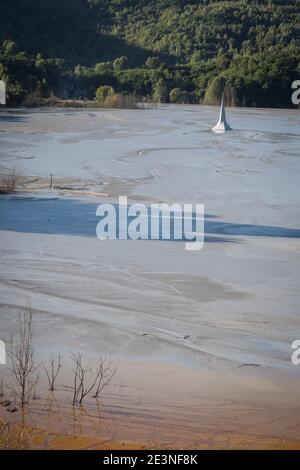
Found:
[0,197,299,243]
[0,114,28,123]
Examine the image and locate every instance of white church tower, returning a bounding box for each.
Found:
[212,93,232,132]
[0,80,6,105]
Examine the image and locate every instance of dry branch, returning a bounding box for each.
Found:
[8,309,39,407]
[43,353,62,391]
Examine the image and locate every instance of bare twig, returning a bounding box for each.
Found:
[93,356,115,399]
[8,309,39,407]
[43,353,62,391]
[71,352,101,406]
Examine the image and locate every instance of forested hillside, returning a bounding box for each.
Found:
[0,0,299,107]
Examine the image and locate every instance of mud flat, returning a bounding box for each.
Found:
[0,105,300,448]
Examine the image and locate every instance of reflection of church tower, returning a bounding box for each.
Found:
[212,93,232,132]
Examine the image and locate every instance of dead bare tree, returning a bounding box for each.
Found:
[0,170,21,194]
[43,353,62,391]
[71,352,101,406]
[93,356,115,399]
[8,309,39,407]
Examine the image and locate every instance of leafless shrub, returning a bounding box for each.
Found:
[8,309,39,407]
[71,353,115,406]
[71,352,101,406]
[0,171,21,194]
[103,93,138,109]
[93,356,115,399]
[43,353,62,391]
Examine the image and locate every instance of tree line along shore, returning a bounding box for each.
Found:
[0,0,299,108]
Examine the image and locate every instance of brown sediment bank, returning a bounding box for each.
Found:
[1,416,300,450]
[1,358,300,450]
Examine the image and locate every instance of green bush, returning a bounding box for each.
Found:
[153,78,169,103]
[169,88,186,103]
[113,57,128,71]
[95,85,114,102]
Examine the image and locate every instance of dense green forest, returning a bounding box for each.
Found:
[0,0,299,107]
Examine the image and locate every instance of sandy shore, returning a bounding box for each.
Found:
[2,415,300,450]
